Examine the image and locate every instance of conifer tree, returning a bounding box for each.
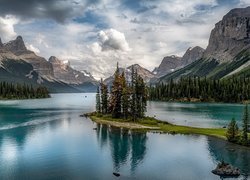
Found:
[130,66,137,121]
[110,63,122,118]
[241,104,249,145]
[100,78,108,114]
[0,82,50,99]
[226,118,239,142]
[96,86,101,113]
[121,72,129,119]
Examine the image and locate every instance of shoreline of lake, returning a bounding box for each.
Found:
[148,98,250,104]
[87,113,228,140]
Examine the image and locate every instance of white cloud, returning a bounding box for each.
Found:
[7,0,249,80]
[90,42,102,54]
[239,0,250,6]
[0,15,18,42]
[97,28,130,51]
[26,44,40,54]
[35,34,49,48]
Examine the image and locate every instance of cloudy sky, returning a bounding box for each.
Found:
[0,0,250,79]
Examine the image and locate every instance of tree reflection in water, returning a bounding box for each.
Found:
[95,123,147,174]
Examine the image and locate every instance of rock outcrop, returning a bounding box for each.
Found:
[182,46,204,66]
[153,55,181,77]
[19,52,54,78]
[3,36,27,54]
[204,6,250,62]
[212,161,240,177]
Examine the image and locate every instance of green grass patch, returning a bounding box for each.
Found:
[88,112,227,139]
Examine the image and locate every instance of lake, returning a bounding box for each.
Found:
[0,93,249,179]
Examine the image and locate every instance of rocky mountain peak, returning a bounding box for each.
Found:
[204,6,250,62]
[127,64,155,82]
[104,63,155,85]
[182,46,204,65]
[4,35,27,54]
[49,56,70,66]
[49,56,61,64]
[128,63,140,68]
[153,55,181,77]
[49,56,96,84]
[153,46,204,78]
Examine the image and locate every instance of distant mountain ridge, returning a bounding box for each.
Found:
[0,36,97,92]
[153,46,204,78]
[104,64,155,86]
[0,7,250,90]
[157,6,250,83]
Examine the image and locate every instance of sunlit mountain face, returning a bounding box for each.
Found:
[0,0,250,79]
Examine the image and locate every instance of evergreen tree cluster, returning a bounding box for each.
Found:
[226,104,249,146]
[96,64,147,121]
[149,76,250,103]
[0,82,50,99]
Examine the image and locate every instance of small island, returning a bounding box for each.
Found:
[88,113,227,139]
[0,81,50,100]
[87,63,250,146]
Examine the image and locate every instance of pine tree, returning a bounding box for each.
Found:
[96,86,101,113]
[130,66,137,121]
[110,63,122,118]
[226,118,239,142]
[100,79,108,114]
[241,104,249,145]
[121,72,129,119]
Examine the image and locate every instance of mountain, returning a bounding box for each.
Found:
[3,36,54,78]
[153,46,204,78]
[49,56,96,84]
[104,64,155,86]
[49,56,97,92]
[204,7,250,62]
[158,6,250,83]
[0,36,97,92]
[153,55,181,77]
[0,57,79,93]
[182,46,205,66]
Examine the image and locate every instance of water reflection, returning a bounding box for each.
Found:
[147,101,244,128]
[95,124,147,174]
[207,137,250,179]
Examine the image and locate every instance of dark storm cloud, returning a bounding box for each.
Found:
[0,0,100,23]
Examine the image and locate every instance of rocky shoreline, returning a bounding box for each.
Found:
[212,161,241,177]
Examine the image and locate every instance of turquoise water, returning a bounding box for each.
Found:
[0,93,249,179]
[147,101,244,128]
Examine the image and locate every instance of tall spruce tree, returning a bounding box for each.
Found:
[121,72,129,119]
[110,63,122,118]
[242,104,249,145]
[131,66,137,121]
[100,78,108,114]
[96,86,101,113]
[226,118,239,143]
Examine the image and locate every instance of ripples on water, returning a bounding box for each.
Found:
[0,93,249,179]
